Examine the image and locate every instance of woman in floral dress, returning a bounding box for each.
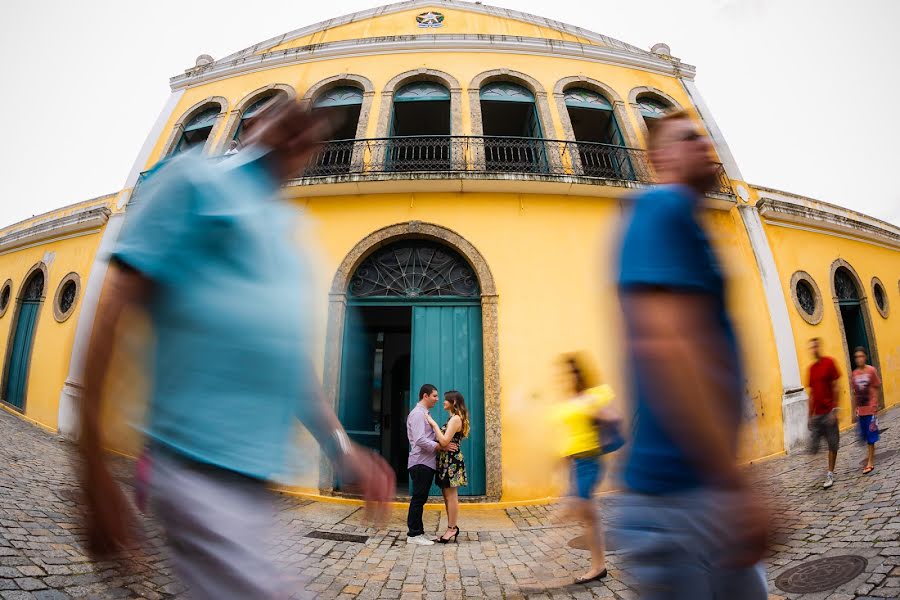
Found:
[426,390,469,543]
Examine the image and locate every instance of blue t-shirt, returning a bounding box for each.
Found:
[617,185,743,495]
[111,148,313,480]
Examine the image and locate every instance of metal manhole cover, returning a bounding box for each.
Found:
[567,533,619,552]
[775,555,867,593]
[859,449,897,467]
[305,530,369,544]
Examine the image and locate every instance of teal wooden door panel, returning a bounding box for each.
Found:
[410,305,485,496]
[4,301,40,409]
[338,308,380,453]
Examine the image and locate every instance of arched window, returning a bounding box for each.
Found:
[564,88,631,178]
[232,94,279,145]
[636,96,672,138]
[388,82,451,171]
[173,106,220,154]
[479,82,545,172]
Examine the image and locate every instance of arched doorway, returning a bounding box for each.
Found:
[480,82,546,173]
[310,86,364,174]
[3,268,45,410]
[833,264,883,408]
[338,240,486,496]
[388,82,451,171]
[563,87,632,179]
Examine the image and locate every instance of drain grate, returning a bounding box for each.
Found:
[775,555,867,593]
[859,449,897,467]
[305,530,369,544]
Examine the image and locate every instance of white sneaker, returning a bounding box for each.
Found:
[823,472,834,489]
[406,535,435,546]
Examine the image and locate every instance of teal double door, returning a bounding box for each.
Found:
[3,299,41,410]
[338,302,486,496]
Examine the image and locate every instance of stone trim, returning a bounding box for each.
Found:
[552,75,640,149]
[627,86,684,145]
[789,270,824,325]
[871,276,889,319]
[159,96,229,158]
[1,262,49,413]
[0,207,111,256]
[829,259,884,409]
[322,222,501,500]
[758,198,900,252]
[171,35,696,91]
[52,272,81,323]
[214,84,295,154]
[0,279,11,319]
[301,74,376,170]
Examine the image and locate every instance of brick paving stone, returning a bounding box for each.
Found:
[6,404,900,598]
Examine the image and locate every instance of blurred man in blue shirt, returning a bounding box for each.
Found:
[79,99,394,599]
[613,110,769,599]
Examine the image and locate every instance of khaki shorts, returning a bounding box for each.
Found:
[809,412,840,453]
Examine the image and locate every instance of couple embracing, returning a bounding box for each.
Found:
[406,384,470,546]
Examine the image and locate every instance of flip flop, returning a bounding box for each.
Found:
[575,569,608,584]
[863,465,874,474]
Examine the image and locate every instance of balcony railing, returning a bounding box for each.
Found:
[135,136,733,199]
[302,136,733,194]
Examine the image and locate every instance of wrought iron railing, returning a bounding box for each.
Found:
[301,136,732,194]
[135,136,733,197]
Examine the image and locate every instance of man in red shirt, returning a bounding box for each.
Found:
[807,337,841,489]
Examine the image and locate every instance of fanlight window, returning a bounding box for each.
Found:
[480,82,535,103]
[564,88,613,110]
[233,95,279,143]
[23,271,44,301]
[313,86,363,108]
[638,97,669,119]
[174,106,220,154]
[349,242,479,298]
[835,268,860,301]
[394,82,451,102]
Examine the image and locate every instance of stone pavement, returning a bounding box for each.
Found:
[2,406,900,599]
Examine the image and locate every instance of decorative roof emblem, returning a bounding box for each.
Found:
[416,11,444,28]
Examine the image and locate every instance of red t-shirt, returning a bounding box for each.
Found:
[808,357,840,415]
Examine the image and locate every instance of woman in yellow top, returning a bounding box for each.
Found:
[556,354,622,584]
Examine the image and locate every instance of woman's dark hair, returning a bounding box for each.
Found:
[563,353,597,394]
[419,383,437,400]
[854,346,867,356]
[445,390,470,438]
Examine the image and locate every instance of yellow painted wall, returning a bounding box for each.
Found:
[266,6,601,53]
[0,210,111,429]
[148,51,693,169]
[764,222,900,429]
[299,192,785,500]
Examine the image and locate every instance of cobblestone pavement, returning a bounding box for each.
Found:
[3,406,900,599]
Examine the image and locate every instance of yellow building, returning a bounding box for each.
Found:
[1,0,897,503]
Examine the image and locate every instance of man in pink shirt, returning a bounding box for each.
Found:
[852,346,882,474]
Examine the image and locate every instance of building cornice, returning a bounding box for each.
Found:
[757,197,900,251]
[209,0,661,68]
[171,34,694,91]
[0,206,111,255]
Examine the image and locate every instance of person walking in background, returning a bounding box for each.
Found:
[807,337,841,488]
[406,384,458,546]
[78,98,395,599]
[426,390,470,543]
[613,110,769,599]
[553,354,621,584]
[852,346,881,474]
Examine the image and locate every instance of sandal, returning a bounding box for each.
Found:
[863,465,874,474]
[575,569,608,584]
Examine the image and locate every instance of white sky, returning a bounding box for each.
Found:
[2,0,899,227]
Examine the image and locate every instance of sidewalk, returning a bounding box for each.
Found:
[2,405,900,599]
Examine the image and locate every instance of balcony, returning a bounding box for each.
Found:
[301,136,733,195]
[134,136,733,201]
